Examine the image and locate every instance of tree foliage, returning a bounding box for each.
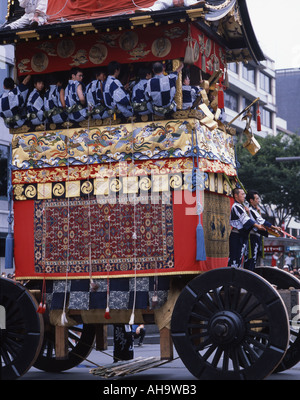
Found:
[236,133,300,226]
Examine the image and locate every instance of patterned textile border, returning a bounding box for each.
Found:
[45,276,170,311]
[11,157,236,185]
[11,119,236,170]
[13,171,236,201]
[34,194,174,275]
[203,191,231,258]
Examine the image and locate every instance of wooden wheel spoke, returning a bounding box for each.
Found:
[0,278,44,380]
[171,268,289,380]
[211,346,223,368]
[201,343,218,362]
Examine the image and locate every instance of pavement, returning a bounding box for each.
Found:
[17,341,300,383]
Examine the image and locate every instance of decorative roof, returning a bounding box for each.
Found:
[1,0,264,64]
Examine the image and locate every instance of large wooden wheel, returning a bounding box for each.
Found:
[0,277,44,380]
[171,268,289,380]
[33,323,96,372]
[255,267,300,373]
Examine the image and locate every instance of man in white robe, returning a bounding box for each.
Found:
[3,0,48,30]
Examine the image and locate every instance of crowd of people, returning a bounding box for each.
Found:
[0,60,210,130]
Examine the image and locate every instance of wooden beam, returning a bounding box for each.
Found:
[55,325,69,360]
[159,327,173,360]
[95,324,108,351]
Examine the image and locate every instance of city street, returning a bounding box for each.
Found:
[16,343,300,382]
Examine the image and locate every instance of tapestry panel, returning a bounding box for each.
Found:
[34,194,174,275]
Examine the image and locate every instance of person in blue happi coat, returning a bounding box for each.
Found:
[44,74,68,125]
[103,61,133,119]
[181,75,200,110]
[243,190,281,271]
[145,61,183,116]
[0,75,31,128]
[228,188,266,268]
[131,67,152,116]
[65,67,87,122]
[27,76,45,126]
[85,68,109,119]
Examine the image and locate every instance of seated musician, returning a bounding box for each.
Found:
[44,74,68,124]
[27,76,45,126]
[145,61,183,116]
[86,68,109,120]
[131,67,152,116]
[65,68,87,122]
[0,75,31,129]
[103,61,133,119]
[181,75,200,110]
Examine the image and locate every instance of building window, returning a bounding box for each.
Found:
[228,63,238,74]
[260,72,271,93]
[261,108,272,128]
[0,145,9,199]
[224,89,238,112]
[242,63,255,84]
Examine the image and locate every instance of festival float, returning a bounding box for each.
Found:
[1,0,299,381]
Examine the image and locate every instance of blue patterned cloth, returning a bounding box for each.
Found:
[65,79,87,122]
[131,79,151,115]
[44,84,68,124]
[103,75,133,118]
[86,79,109,119]
[0,83,29,128]
[145,72,178,115]
[45,276,170,311]
[182,85,200,110]
[27,88,45,125]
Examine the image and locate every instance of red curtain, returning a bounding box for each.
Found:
[47,0,156,22]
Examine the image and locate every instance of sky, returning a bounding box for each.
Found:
[246,0,300,70]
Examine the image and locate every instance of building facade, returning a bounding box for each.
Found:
[276,68,300,136]
[224,56,276,138]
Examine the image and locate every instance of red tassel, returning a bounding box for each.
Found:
[257,105,262,131]
[104,307,111,320]
[37,302,46,314]
[218,86,225,109]
[37,277,46,313]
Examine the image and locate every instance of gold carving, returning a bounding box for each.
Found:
[53,183,65,197]
[81,181,93,194]
[25,185,37,198]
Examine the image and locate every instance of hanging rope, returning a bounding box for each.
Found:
[129,116,137,325]
[61,120,71,326]
[103,115,115,320]
[37,187,47,314]
[131,0,145,9]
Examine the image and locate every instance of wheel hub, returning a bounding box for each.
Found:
[209,311,245,345]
